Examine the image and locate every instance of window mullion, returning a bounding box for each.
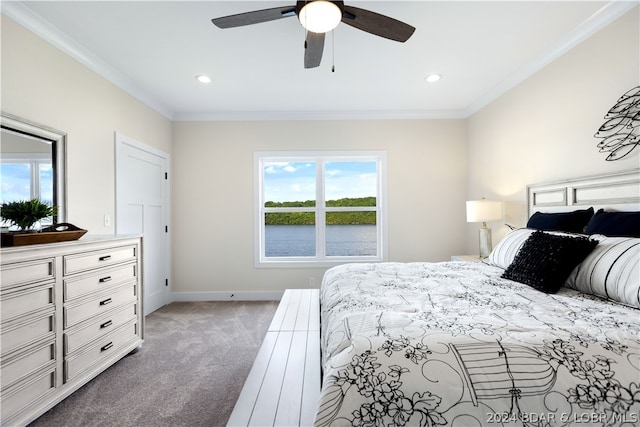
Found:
[263,207,316,213]
[376,157,384,260]
[317,158,326,260]
[260,210,266,263]
[324,206,377,212]
[258,157,268,264]
[30,160,40,199]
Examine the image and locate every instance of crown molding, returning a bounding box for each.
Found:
[172,109,467,121]
[2,1,174,120]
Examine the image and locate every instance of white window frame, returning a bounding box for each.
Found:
[255,151,388,268]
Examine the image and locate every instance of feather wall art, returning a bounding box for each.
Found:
[594,86,639,161]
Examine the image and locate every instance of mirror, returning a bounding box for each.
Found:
[1,112,67,224]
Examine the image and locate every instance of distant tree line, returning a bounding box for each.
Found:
[265,197,376,225]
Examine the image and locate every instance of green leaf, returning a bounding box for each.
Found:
[0,199,58,231]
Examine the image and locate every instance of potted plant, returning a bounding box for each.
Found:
[0,198,57,232]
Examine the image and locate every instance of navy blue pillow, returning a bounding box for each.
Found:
[526,207,594,233]
[585,209,640,237]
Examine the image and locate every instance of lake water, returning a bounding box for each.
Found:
[265,224,376,257]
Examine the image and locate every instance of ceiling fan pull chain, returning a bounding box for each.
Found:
[331,29,336,73]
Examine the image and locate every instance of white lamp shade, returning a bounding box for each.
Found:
[466,199,502,223]
[298,1,342,33]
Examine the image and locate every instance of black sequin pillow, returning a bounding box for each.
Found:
[502,231,598,293]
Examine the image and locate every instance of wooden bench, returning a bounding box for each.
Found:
[227,289,321,427]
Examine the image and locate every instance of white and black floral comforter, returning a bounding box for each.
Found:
[316,262,640,427]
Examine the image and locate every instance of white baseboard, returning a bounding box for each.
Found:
[171,291,284,302]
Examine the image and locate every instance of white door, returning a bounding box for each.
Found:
[115,133,169,315]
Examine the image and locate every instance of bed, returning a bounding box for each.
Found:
[315,170,640,427]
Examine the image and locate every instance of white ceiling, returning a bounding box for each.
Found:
[3,1,636,120]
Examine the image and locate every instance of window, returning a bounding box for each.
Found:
[0,153,54,226]
[255,151,387,267]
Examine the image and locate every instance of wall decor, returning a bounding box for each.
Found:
[594,86,639,161]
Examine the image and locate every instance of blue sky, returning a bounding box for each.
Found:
[0,163,53,204]
[264,161,377,203]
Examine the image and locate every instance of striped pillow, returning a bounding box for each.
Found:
[565,236,640,308]
[485,228,535,269]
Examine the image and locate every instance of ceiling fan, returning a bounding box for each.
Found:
[211,1,415,69]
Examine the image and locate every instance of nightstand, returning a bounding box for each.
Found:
[451,255,483,262]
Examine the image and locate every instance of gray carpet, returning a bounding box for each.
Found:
[29,301,279,427]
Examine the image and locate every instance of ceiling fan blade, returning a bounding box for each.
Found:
[341,6,415,42]
[212,6,296,29]
[304,31,325,69]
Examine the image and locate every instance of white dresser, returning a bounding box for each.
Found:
[0,235,143,426]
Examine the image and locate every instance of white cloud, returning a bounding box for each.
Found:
[264,162,300,174]
[264,162,288,174]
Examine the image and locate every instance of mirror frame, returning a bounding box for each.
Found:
[1,111,67,223]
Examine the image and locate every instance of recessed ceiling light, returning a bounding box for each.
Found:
[196,74,212,84]
[425,73,442,83]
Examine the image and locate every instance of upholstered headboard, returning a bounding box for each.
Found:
[527,169,640,217]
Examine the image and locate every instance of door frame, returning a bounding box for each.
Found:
[115,132,171,313]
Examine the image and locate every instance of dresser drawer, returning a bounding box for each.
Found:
[64,263,137,302]
[64,284,137,328]
[1,313,55,357]
[64,303,138,355]
[1,282,54,323]
[1,341,56,390]
[0,258,54,289]
[64,321,139,381]
[1,367,56,423]
[64,245,137,275]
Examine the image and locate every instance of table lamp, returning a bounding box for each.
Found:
[466,199,502,258]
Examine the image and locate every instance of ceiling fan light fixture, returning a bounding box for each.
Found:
[299,1,342,33]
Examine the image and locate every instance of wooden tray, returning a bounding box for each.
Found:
[1,223,87,247]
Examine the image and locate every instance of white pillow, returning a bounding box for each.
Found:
[484,228,534,269]
[565,235,640,308]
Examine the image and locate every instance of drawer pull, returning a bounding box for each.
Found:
[99,298,112,306]
[99,276,112,283]
[101,342,114,352]
[100,320,113,329]
[99,255,112,261]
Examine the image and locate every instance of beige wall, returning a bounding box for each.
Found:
[1,15,172,232]
[466,7,640,252]
[172,120,467,294]
[3,6,638,296]
[2,12,466,296]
